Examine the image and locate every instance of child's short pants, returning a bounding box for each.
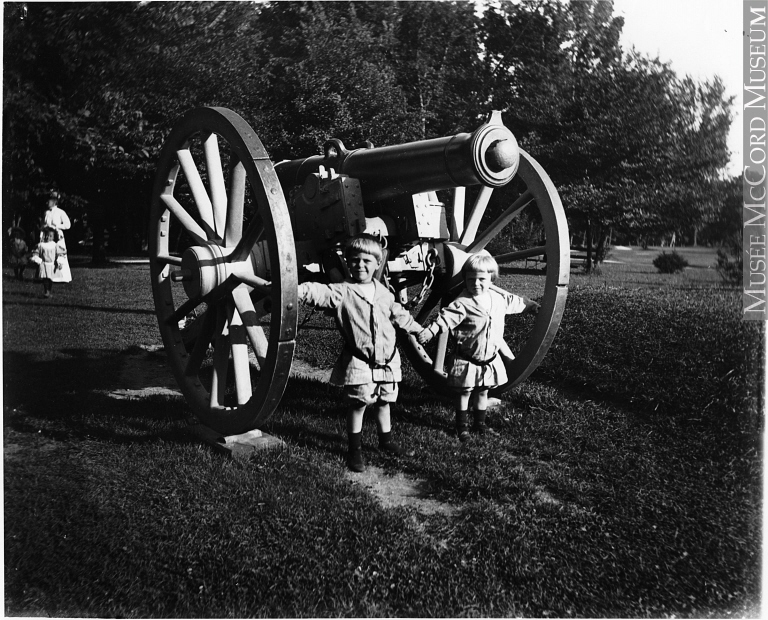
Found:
[343,381,398,406]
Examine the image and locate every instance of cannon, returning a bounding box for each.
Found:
[149,107,569,436]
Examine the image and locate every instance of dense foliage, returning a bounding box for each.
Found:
[3,1,735,260]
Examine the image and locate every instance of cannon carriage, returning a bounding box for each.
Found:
[149,107,569,436]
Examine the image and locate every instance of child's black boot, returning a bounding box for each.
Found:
[472,409,496,435]
[347,431,365,472]
[378,431,414,457]
[455,410,470,442]
[471,409,487,434]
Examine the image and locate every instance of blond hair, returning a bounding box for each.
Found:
[461,251,499,280]
[345,234,383,262]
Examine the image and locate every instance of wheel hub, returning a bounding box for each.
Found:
[180,244,228,299]
[442,242,472,279]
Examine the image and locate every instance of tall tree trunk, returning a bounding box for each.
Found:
[595,230,607,266]
[419,91,427,140]
[585,216,593,273]
[90,203,108,265]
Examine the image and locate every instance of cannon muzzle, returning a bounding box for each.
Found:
[275,111,519,201]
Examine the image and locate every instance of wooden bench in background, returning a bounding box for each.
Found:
[521,248,592,269]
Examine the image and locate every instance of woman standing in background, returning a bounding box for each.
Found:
[41,190,72,283]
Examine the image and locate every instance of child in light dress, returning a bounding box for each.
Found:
[31,226,71,298]
[297,234,429,472]
[417,252,539,441]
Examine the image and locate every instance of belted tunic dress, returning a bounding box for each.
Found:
[298,279,423,386]
[433,288,526,388]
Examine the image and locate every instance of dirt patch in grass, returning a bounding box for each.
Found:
[104,345,181,399]
[290,358,332,383]
[102,346,332,401]
[4,426,61,461]
[347,466,457,516]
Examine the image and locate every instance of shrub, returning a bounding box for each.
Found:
[653,251,689,274]
[716,248,742,285]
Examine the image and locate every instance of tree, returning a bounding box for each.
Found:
[252,1,417,158]
[388,1,486,137]
[479,0,733,270]
[700,176,742,284]
[3,2,269,258]
[3,0,735,268]
[478,0,626,266]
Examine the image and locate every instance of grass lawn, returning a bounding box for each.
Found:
[3,248,763,618]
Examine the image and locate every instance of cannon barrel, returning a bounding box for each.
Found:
[275,112,520,202]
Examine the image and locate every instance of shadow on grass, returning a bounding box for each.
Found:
[67,258,132,269]
[3,341,448,461]
[3,299,156,315]
[3,349,190,445]
[1,287,46,300]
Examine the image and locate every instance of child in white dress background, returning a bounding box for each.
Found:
[31,226,71,298]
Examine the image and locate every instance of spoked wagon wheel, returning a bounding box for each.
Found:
[149,107,297,436]
[399,149,569,395]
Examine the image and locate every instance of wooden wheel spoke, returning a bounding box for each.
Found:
[250,294,273,321]
[210,307,230,408]
[150,107,299,433]
[230,218,265,263]
[227,261,271,295]
[155,254,183,267]
[176,147,218,240]
[166,295,205,327]
[232,286,268,367]
[184,305,218,376]
[228,300,253,405]
[450,186,466,241]
[432,329,449,373]
[230,160,275,261]
[466,190,534,254]
[160,194,209,245]
[225,155,246,246]
[203,132,228,238]
[459,186,493,246]
[493,245,548,264]
[169,274,240,329]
